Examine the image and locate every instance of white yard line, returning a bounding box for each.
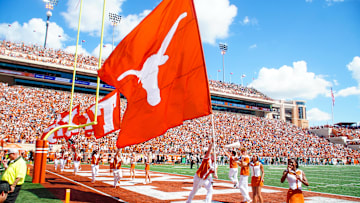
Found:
[46,170,126,202]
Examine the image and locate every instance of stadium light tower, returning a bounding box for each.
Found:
[219,43,228,83]
[109,13,121,51]
[43,0,58,48]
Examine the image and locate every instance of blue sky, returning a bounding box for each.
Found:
[0,0,359,126]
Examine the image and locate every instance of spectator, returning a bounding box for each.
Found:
[1,149,27,203]
[0,181,10,203]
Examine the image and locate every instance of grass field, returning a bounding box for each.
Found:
[10,163,360,202]
[129,163,360,198]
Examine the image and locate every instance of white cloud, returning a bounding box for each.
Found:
[91,43,113,59]
[347,56,360,85]
[250,61,331,100]
[243,16,250,25]
[334,56,360,97]
[0,18,67,49]
[326,0,345,6]
[307,108,331,122]
[194,0,237,44]
[249,44,257,49]
[305,0,313,3]
[240,16,258,26]
[64,45,91,56]
[61,0,125,35]
[336,86,360,97]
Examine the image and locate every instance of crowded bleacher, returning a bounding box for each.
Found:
[1,40,359,165]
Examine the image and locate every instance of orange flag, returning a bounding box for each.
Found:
[98,0,211,148]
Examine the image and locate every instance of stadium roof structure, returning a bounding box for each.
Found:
[334,122,357,127]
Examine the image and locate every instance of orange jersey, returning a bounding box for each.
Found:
[91,154,100,165]
[240,156,250,176]
[114,157,122,169]
[230,156,238,168]
[74,153,81,162]
[196,158,215,179]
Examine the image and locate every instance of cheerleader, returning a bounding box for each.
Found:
[73,149,82,175]
[130,153,136,180]
[144,152,151,184]
[91,150,100,183]
[54,150,61,171]
[60,150,66,173]
[250,156,264,203]
[281,158,309,203]
[113,150,123,187]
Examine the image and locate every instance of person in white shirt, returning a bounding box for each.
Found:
[281,158,309,203]
[249,156,264,203]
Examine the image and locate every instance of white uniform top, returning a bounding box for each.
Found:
[286,169,303,190]
[249,161,262,177]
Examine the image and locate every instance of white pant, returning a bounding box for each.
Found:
[74,161,80,174]
[113,169,123,186]
[239,175,251,202]
[229,168,238,185]
[91,164,99,182]
[186,174,213,203]
[60,159,65,172]
[54,159,59,170]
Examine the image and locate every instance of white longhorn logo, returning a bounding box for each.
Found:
[117,12,188,106]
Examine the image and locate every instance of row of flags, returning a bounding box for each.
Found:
[41,90,121,144]
[42,0,212,148]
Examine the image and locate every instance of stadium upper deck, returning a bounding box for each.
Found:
[0,40,308,128]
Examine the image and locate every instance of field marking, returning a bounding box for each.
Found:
[262,184,360,200]
[305,196,360,203]
[46,170,125,202]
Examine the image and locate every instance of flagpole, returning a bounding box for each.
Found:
[211,114,216,164]
[332,103,334,125]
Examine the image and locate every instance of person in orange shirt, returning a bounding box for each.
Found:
[250,155,264,203]
[281,158,309,203]
[186,142,217,203]
[224,150,239,188]
[238,148,251,203]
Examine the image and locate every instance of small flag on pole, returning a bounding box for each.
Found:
[82,40,85,43]
[331,87,335,106]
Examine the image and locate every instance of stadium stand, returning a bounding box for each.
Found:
[1,40,359,165]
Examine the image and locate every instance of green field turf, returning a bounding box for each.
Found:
[10,163,360,202]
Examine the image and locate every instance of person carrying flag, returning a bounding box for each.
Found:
[186,142,217,203]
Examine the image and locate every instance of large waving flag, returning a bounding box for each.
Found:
[98,0,212,148]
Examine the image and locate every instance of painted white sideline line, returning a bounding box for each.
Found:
[46,170,126,202]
